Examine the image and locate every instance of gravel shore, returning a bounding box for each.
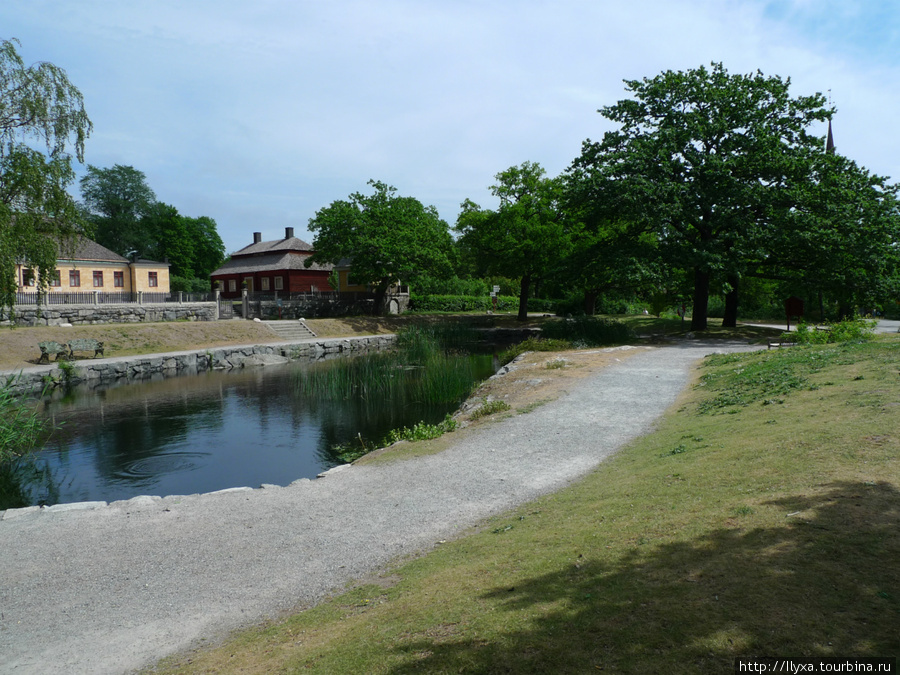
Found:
[0,340,756,674]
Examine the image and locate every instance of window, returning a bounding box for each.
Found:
[260,277,270,291]
[228,279,237,292]
[93,271,103,287]
[148,271,158,288]
[23,269,36,287]
[274,276,283,290]
[49,270,61,287]
[114,271,124,288]
[70,270,80,287]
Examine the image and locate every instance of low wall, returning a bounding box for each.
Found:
[5,334,396,397]
[239,295,410,319]
[1,302,218,327]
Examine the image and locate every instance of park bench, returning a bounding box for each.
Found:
[38,341,69,363]
[67,338,104,359]
[767,338,797,349]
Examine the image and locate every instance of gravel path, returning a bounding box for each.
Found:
[0,341,755,674]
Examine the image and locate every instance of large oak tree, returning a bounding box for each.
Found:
[572,63,839,330]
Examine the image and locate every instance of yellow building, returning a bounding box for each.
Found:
[16,235,170,296]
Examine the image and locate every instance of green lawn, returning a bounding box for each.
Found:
[154,337,899,674]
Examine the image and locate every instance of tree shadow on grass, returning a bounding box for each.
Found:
[387,481,900,674]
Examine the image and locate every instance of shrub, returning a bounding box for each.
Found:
[408,294,558,314]
[386,415,458,443]
[499,337,574,365]
[540,316,634,346]
[469,398,512,421]
[789,318,877,345]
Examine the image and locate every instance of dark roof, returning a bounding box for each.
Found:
[58,235,128,263]
[210,252,333,276]
[232,236,314,257]
[130,258,169,266]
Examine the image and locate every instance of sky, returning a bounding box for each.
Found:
[2,0,899,256]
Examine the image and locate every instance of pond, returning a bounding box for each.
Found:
[1,352,498,509]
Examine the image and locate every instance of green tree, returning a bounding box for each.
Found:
[760,150,900,318]
[455,162,570,321]
[79,164,156,256]
[183,215,225,278]
[306,180,454,313]
[142,202,195,278]
[0,38,91,312]
[573,63,833,330]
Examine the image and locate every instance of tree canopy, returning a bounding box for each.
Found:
[79,163,156,256]
[571,63,851,329]
[306,180,454,312]
[78,163,225,286]
[455,161,570,320]
[0,38,92,312]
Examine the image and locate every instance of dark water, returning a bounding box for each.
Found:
[2,354,495,508]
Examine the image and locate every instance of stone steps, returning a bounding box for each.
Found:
[262,320,317,341]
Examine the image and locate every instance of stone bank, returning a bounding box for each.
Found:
[4,334,396,396]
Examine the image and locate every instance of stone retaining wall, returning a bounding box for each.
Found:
[6,335,396,396]
[1,303,218,327]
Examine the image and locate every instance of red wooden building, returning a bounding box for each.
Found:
[210,227,333,298]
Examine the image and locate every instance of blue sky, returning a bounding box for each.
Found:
[2,0,898,255]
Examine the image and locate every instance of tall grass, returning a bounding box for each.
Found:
[0,376,55,510]
[0,376,47,464]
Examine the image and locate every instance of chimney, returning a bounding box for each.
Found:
[285,227,294,239]
[253,232,262,244]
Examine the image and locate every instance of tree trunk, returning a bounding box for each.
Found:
[517,274,531,322]
[372,278,389,316]
[690,267,710,331]
[583,289,598,315]
[722,274,739,328]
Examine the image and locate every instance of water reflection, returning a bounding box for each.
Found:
[2,354,495,508]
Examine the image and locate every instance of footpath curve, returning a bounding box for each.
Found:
[0,340,756,674]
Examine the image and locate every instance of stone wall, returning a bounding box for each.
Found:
[238,293,410,319]
[6,335,396,397]
[1,302,217,327]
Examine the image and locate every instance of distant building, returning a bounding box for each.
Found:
[15,234,170,294]
[210,227,333,298]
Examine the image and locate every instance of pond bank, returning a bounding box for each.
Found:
[1,334,396,396]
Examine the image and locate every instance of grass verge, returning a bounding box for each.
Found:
[154,337,899,674]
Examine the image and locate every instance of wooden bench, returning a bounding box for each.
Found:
[767,337,797,350]
[38,341,69,363]
[67,338,104,359]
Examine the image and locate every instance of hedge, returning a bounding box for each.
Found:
[409,294,558,314]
